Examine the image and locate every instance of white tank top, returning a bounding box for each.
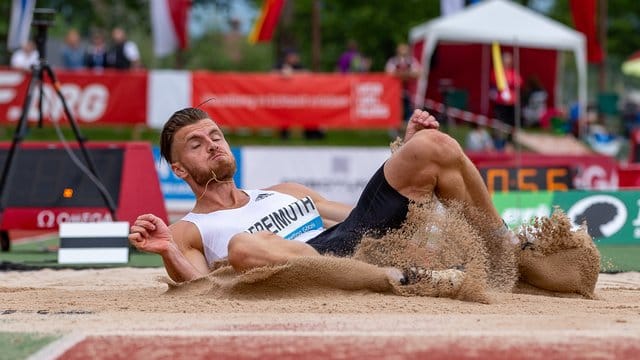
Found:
[181,190,325,264]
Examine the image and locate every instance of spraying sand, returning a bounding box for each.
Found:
[164,200,599,303]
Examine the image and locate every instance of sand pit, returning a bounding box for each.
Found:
[1,204,638,358]
[0,268,639,338]
[0,226,638,357]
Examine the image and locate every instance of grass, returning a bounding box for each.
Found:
[0,332,59,360]
[0,236,163,269]
[3,235,638,272]
[0,125,160,144]
[598,245,640,272]
[0,123,472,148]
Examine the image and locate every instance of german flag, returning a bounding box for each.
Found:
[248,0,285,44]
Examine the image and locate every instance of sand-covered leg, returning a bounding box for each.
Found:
[353,200,493,303]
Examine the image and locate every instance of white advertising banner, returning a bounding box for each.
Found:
[241,147,391,205]
[147,70,191,129]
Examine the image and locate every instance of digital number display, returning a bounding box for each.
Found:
[479,166,573,192]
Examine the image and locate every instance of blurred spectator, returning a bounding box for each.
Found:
[385,43,421,133]
[568,102,584,138]
[274,49,324,140]
[490,52,522,127]
[224,18,244,64]
[10,40,39,70]
[336,40,370,73]
[622,95,640,138]
[274,49,307,77]
[521,76,547,127]
[586,118,622,157]
[491,128,513,153]
[465,123,495,152]
[539,106,566,132]
[61,29,85,70]
[105,27,141,69]
[84,30,107,70]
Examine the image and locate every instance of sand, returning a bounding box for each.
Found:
[0,268,639,337]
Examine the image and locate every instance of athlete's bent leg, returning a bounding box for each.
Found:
[384,129,504,230]
[227,231,320,272]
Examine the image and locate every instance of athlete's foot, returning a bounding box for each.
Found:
[400,266,465,291]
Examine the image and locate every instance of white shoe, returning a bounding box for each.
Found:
[401,266,465,291]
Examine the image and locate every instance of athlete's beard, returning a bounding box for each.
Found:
[188,156,237,187]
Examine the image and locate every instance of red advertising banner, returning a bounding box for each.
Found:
[192,72,401,128]
[0,68,147,125]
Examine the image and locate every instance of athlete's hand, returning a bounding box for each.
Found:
[129,214,174,255]
[404,109,439,143]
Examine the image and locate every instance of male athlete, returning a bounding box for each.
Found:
[129,108,513,286]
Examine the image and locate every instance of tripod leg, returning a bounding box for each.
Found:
[0,68,41,212]
[43,65,118,219]
[0,230,9,252]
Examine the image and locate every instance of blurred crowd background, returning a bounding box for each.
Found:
[1,0,640,157]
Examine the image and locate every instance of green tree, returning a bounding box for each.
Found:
[548,0,640,60]
[3,0,639,72]
[0,0,238,68]
[0,1,11,65]
[272,0,440,72]
[606,0,640,60]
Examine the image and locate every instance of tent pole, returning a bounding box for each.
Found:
[514,40,522,138]
[575,46,588,140]
[481,44,489,115]
[555,51,564,109]
[415,37,437,109]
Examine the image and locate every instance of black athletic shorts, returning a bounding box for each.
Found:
[306,164,410,257]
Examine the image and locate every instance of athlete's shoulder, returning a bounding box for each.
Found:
[169,219,203,251]
[266,182,317,199]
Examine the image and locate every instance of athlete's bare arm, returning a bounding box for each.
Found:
[129,214,210,282]
[268,182,353,228]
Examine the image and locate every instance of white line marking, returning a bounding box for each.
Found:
[27,333,86,360]
[11,232,57,245]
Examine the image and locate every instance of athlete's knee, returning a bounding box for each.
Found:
[402,130,464,167]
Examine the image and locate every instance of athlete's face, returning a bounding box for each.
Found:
[171,119,236,186]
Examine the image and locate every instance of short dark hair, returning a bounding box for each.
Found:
[160,107,210,163]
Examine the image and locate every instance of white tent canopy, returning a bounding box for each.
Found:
[409,0,586,124]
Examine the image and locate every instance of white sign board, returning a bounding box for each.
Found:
[242,147,390,205]
[58,222,130,264]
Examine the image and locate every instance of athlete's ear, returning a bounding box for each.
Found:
[171,162,188,179]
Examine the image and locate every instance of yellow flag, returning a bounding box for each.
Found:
[491,42,512,102]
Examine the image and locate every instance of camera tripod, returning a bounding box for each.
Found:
[0,9,116,251]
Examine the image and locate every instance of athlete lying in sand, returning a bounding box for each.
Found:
[129,108,595,296]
